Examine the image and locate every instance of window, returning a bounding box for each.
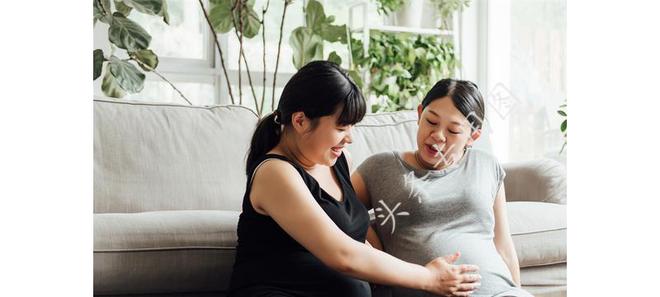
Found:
[484,0,566,163]
[93,0,306,109]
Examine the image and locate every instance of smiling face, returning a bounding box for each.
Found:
[416,97,481,169]
[288,109,354,167]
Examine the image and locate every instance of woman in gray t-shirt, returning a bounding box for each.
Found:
[351,79,532,297]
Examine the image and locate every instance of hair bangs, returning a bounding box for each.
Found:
[336,86,366,126]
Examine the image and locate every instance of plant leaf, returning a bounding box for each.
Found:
[108,12,152,51]
[122,0,163,15]
[560,119,567,132]
[239,7,261,38]
[159,0,170,24]
[94,49,106,80]
[557,110,566,116]
[101,69,127,98]
[327,51,342,66]
[115,0,133,16]
[107,57,145,93]
[209,0,234,33]
[130,49,159,71]
[209,0,261,37]
[320,24,347,43]
[289,27,323,70]
[305,0,326,33]
[93,0,112,25]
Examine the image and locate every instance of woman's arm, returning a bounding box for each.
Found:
[345,152,384,250]
[493,183,522,287]
[350,171,386,250]
[251,160,480,296]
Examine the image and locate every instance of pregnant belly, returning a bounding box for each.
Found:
[388,233,517,295]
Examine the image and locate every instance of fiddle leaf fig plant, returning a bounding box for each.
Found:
[92,0,188,103]
[209,0,261,38]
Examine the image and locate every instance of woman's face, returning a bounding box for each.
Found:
[416,97,481,168]
[291,110,354,167]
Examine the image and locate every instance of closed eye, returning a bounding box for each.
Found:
[426,119,437,126]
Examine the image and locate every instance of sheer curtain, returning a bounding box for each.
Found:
[485,0,566,163]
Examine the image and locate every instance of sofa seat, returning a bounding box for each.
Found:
[94,210,240,295]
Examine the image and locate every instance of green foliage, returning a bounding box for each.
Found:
[351,32,458,112]
[208,0,261,38]
[429,0,470,28]
[374,0,405,16]
[558,101,567,154]
[290,0,348,70]
[290,27,324,70]
[93,0,170,98]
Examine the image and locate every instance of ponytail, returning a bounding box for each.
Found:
[245,112,282,176]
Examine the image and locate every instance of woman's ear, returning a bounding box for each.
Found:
[290,111,308,133]
[467,129,482,146]
[417,104,423,123]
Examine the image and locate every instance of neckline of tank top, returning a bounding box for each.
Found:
[393,147,472,178]
[262,153,348,205]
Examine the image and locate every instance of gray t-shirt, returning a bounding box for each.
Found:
[357,148,531,297]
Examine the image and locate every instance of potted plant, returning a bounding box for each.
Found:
[428,0,470,29]
[375,0,425,28]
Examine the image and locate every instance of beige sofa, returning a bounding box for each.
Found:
[94,99,566,297]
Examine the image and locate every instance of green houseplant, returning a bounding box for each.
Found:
[350,32,458,112]
[374,0,406,16]
[92,0,189,102]
[558,101,567,154]
[289,0,348,70]
[429,0,470,28]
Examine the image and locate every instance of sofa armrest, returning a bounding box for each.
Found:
[502,159,567,204]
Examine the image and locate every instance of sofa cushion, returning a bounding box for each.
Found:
[94,210,240,295]
[508,202,566,268]
[94,100,258,213]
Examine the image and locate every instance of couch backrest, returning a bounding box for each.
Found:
[94,100,258,213]
[94,100,491,213]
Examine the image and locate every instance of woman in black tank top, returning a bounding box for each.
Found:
[229,153,370,297]
[227,61,482,297]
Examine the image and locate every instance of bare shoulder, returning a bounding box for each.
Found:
[252,158,301,189]
[250,158,306,213]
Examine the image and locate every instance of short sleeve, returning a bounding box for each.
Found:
[355,154,377,191]
[494,159,506,194]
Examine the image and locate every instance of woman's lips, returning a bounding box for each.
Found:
[425,144,438,157]
[331,146,343,157]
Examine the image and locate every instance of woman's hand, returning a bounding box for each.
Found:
[424,252,481,297]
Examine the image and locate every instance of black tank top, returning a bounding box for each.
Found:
[228,152,371,297]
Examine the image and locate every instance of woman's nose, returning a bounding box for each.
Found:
[432,129,446,142]
[345,129,354,144]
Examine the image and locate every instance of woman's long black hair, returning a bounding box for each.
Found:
[245,60,366,175]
